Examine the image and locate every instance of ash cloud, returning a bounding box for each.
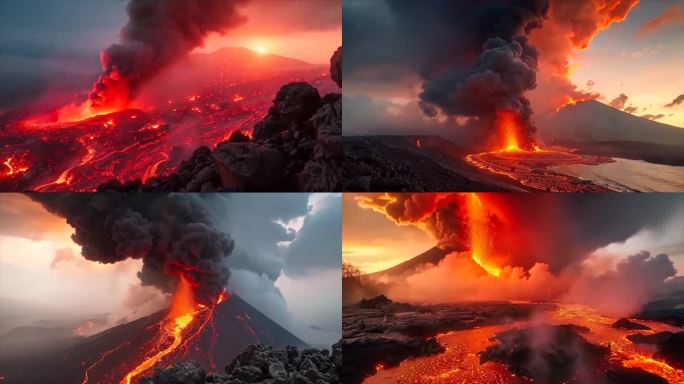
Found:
[89,0,247,108]
[29,193,234,305]
[566,251,677,317]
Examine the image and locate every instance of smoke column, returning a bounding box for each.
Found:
[88,0,248,111]
[29,193,234,305]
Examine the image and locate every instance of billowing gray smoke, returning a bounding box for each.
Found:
[345,0,549,148]
[29,193,234,305]
[89,0,247,108]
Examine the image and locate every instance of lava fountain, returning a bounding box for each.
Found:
[465,194,501,277]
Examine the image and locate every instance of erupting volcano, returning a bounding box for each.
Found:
[0,0,340,192]
[342,192,684,384]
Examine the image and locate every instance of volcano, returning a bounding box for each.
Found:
[537,100,684,166]
[0,294,306,384]
[0,48,337,192]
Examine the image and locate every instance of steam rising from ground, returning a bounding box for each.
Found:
[357,193,683,316]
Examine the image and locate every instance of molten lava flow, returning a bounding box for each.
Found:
[119,277,200,384]
[2,156,28,176]
[465,194,501,277]
[82,342,130,384]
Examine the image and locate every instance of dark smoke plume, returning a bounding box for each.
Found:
[388,0,550,148]
[89,0,248,109]
[29,193,234,305]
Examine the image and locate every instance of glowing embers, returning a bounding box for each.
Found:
[465,194,501,277]
[119,276,204,384]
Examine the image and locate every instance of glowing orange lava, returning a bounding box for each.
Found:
[465,194,501,277]
[367,303,683,384]
[119,277,200,384]
[495,110,523,152]
[2,156,29,176]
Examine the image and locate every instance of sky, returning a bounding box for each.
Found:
[565,1,684,127]
[343,193,684,276]
[0,0,340,109]
[343,0,684,139]
[0,193,341,348]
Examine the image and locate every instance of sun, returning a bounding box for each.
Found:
[254,45,268,55]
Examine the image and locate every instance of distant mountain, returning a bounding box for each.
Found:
[0,294,306,384]
[368,247,448,280]
[343,247,448,303]
[537,100,684,147]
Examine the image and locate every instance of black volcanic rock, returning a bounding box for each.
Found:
[359,295,392,309]
[97,49,341,192]
[141,344,340,384]
[627,331,684,369]
[330,46,341,87]
[253,82,321,142]
[340,336,443,384]
[140,361,206,384]
[611,318,652,330]
[605,367,668,384]
[479,324,608,384]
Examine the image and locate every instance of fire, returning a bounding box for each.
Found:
[119,276,200,384]
[233,94,244,102]
[553,97,589,112]
[465,194,501,277]
[416,138,422,149]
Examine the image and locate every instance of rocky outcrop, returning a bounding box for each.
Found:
[611,318,652,330]
[330,47,341,87]
[98,48,341,192]
[140,344,340,384]
[479,324,608,384]
[627,331,684,369]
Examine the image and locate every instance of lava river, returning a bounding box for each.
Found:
[0,68,334,191]
[365,303,683,384]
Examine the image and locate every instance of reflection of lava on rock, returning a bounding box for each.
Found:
[365,304,683,384]
[0,66,333,192]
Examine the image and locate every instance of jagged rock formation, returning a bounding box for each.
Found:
[627,331,684,369]
[98,46,342,192]
[140,344,340,384]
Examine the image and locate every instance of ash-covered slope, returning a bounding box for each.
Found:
[0,295,306,384]
[343,136,509,192]
[98,47,342,192]
[537,100,684,164]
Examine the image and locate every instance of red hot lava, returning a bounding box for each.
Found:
[0,63,335,192]
[491,109,539,153]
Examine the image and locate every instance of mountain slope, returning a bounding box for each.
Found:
[537,100,684,147]
[0,294,306,384]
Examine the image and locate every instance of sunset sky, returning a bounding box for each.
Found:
[343,193,684,276]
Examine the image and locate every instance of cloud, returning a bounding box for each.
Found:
[641,113,665,121]
[664,93,684,108]
[283,194,341,277]
[623,105,638,114]
[0,194,72,241]
[608,93,629,110]
[236,0,340,35]
[636,4,684,38]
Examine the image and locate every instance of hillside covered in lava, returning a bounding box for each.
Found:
[0,293,308,384]
[0,47,340,192]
